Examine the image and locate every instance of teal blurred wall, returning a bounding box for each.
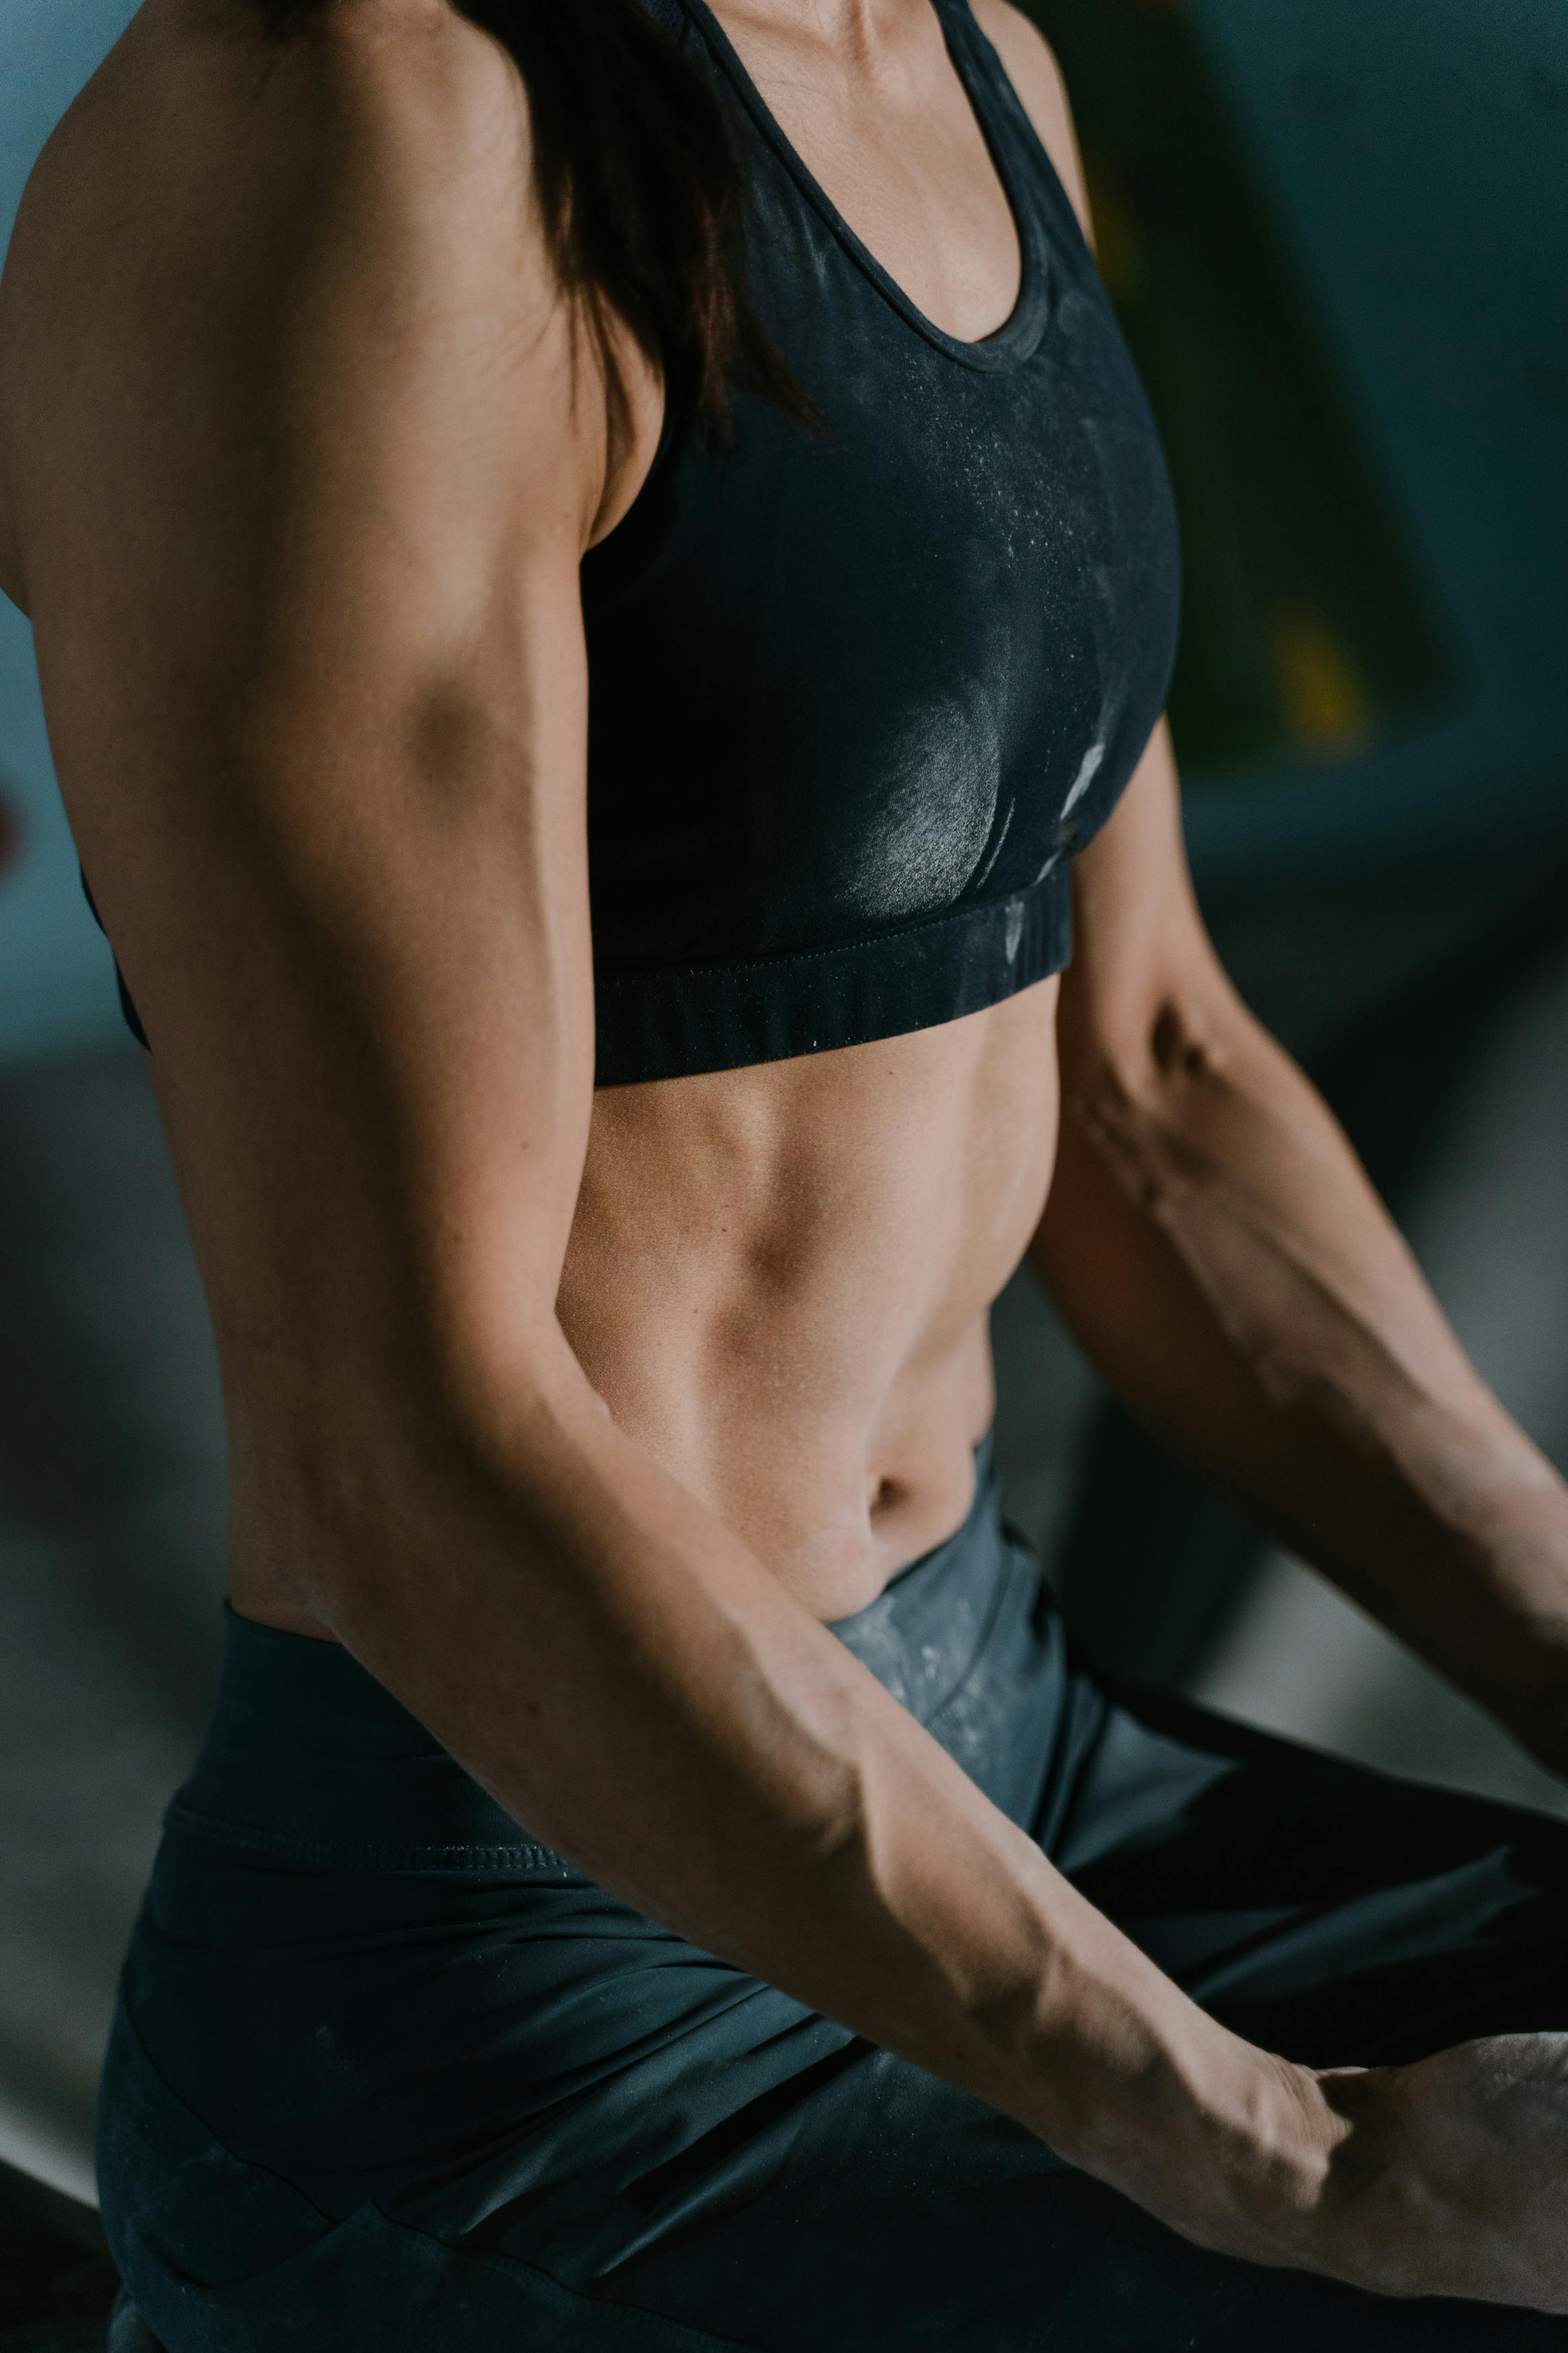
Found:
[1180,0,1568,888]
[0,0,139,1062]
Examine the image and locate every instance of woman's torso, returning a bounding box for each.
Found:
[559,978,1062,1616]
[560,0,1119,1611]
[0,0,1175,1623]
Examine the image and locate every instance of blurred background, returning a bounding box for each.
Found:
[0,0,1565,2338]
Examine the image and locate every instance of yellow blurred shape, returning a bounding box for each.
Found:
[1083,151,1149,305]
[1269,603,1377,754]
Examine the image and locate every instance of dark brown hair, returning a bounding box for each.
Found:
[253,0,807,442]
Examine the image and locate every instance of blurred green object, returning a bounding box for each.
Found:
[1027,0,1455,776]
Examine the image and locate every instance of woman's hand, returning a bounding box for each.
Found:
[1118,2030,1568,2310]
[1301,2035,1568,2311]
[1175,2034,1568,2310]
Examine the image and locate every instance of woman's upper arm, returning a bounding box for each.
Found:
[12,15,610,1412]
[1055,720,1245,1092]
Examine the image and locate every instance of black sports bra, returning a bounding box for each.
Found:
[91,0,1181,1084]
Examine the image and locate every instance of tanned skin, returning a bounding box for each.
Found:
[3,0,1568,2309]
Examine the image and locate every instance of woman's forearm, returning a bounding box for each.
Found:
[270,1332,1338,2251]
[1032,989,1568,1761]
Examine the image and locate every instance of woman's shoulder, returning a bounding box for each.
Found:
[965,0,1094,243]
[0,0,571,611]
[5,0,536,299]
[965,0,1067,99]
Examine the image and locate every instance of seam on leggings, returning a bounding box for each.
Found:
[112,2000,344,2231]
[403,2212,771,2353]
[114,2009,766,2352]
[163,1799,575,1877]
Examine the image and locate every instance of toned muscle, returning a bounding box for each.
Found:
[1,0,1102,1624]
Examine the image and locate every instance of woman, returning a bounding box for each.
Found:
[3,0,1568,2343]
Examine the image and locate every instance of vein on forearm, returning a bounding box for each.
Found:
[1034,996,1568,1732]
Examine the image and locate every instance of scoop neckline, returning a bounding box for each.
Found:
[676,0,1053,372]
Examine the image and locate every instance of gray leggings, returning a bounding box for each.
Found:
[99,1441,1568,2349]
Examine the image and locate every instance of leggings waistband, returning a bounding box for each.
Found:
[171,1431,1012,1868]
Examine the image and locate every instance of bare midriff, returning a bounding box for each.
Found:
[554,974,1062,1621]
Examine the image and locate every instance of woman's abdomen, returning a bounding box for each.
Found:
[558,978,1061,1618]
